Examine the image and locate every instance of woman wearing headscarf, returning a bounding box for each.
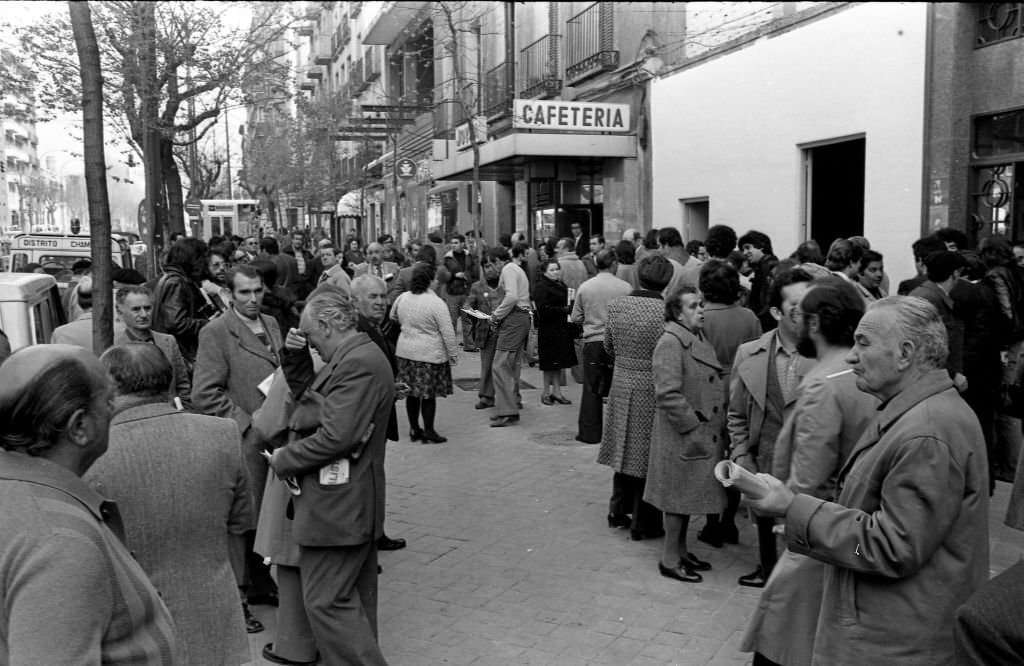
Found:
[597,254,674,541]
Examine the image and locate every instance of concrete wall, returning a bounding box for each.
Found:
[651,2,928,285]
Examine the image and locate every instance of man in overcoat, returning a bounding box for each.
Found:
[750,296,989,665]
[725,268,814,585]
[192,264,283,615]
[269,288,394,665]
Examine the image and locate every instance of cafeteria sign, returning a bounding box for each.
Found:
[513,99,630,132]
[396,158,418,179]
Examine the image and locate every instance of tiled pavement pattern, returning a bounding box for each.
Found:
[250,348,1023,665]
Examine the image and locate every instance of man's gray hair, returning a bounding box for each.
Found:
[304,288,357,332]
[867,296,948,370]
[100,343,173,398]
[350,275,386,298]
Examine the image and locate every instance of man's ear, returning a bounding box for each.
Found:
[65,408,92,449]
[895,338,916,370]
[769,306,783,323]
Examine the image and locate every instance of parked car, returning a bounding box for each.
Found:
[0,272,66,352]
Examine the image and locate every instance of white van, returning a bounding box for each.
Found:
[0,273,66,352]
[7,234,132,289]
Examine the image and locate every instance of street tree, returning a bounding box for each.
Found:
[68,0,114,353]
[20,1,296,275]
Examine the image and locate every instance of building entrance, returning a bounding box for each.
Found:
[803,137,865,250]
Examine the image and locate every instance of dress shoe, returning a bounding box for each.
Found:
[680,552,712,571]
[607,513,631,529]
[490,415,520,427]
[630,528,666,541]
[720,523,740,545]
[421,430,447,444]
[376,534,407,551]
[541,394,555,405]
[262,643,318,666]
[575,436,599,444]
[658,561,702,583]
[243,602,264,633]
[552,395,572,405]
[409,427,424,442]
[475,399,494,409]
[697,526,724,548]
[738,566,768,588]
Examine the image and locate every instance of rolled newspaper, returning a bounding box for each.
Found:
[714,460,771,500]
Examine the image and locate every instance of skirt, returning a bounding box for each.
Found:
[397,357,453,399]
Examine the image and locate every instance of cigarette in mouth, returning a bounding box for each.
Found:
[826,369,855,379]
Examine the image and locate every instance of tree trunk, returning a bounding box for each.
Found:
[68,0,113,354]
[161,137,186,236]
[137,1,163,276]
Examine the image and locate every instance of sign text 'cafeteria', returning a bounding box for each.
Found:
[512,99,630,132]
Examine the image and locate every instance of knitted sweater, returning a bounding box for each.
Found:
[390,290,458,364]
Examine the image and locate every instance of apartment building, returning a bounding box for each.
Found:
[1,46,44,236]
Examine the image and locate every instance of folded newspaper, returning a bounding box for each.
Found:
[461,307,492,320]
[713,460,771,500]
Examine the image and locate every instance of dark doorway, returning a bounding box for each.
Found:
[558,204,603,241]
[807,138,865,250]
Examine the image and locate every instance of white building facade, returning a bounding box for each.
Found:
[651,2,928,284]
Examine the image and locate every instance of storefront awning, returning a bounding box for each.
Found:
[431,131,637,181]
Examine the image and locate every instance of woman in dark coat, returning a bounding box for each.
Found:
[532,259,578,405]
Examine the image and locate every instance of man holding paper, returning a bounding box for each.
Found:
[747,296,989,666]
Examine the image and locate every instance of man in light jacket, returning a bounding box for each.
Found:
[749,295,989,665]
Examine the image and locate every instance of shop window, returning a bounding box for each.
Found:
[974,108,1024,159]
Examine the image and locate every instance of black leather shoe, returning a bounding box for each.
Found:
[680,552,712,571]
[720,523,740,545]
[475,399,494,409]
[409,427,424,442]
[376,535,407,551]
[697,526,724,548]
[490,415,520,427]
[659,562,702,583]
[607,513,631,529]
[421,430,447,444]
[738,566,767,588]
[243,602,264,633]
[262,643,318,665]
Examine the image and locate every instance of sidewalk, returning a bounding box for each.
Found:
[251,348,1022,665]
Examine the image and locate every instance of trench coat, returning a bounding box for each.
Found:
[532,275,578,371]
[85,404,253,666]
[783,369,989,665]
[742,356,878,665]
[643,321,726,515]
[597,291,664,478]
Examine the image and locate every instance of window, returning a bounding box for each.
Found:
[974,108,1024,159]
[977,3,1024,47]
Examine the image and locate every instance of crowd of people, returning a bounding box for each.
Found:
[4,220,1024,664]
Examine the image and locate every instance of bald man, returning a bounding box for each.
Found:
[353,243,400,281]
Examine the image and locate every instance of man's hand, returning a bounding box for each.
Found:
[285,327,307,351]
[953,372,968,393]
[394,381,410,401]
[732,452,757,475]
[748,473,796,517]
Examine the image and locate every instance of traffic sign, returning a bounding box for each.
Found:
[396,158,417,179]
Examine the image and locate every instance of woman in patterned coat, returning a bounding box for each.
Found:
[597,254,674,540]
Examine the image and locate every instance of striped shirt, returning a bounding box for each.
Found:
[0,451,177,665]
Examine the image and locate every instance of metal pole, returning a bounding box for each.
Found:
[224,112,232,198]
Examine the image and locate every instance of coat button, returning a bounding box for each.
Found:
[712,435,718,443]
[708,375,714,383]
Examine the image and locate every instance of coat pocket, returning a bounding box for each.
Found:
[835,567,860,624]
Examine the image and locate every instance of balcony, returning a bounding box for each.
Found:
[483,62,511,118]
[566,3,619,84]
[350,1,362,18]
[363,1,427,45]
[433,82,468,140]
[307,66,324,80]
[365,46,382,82]
[519,34,561,99]
[332,21,351,55]
[296,20,315,37]
[314,36,332,65]
[352,57,369,93]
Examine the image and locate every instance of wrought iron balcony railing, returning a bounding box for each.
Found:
[519,34,561,99]
[565,2,618,84]
[483,62,511,118]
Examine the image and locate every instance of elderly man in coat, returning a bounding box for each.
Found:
[269,288,395,665]
[87,343,253,666]
[749,295,989,666]
[741,278,877,665]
